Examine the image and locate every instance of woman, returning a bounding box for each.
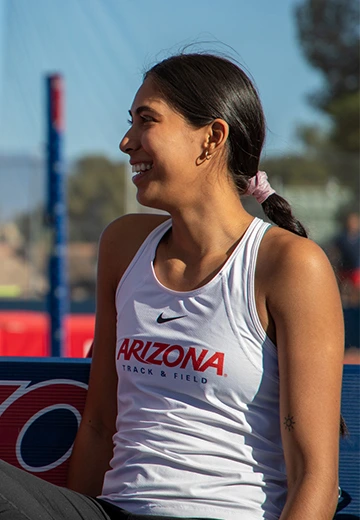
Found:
[0,53,344,520]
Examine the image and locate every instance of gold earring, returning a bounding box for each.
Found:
[205,150,212,160]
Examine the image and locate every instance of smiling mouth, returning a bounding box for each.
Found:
[131,163,153,179]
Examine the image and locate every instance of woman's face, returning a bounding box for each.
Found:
[120,77,209,210]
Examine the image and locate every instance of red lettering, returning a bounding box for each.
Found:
[116,338,225,376]
[199,352,224,375]
[146,343,170,365]
[142,341,152,360]
[128,339,145,362]
[180,347,208,371]
[163,345,184,367]
[117,338,130,360]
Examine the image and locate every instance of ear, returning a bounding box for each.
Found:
[207,119,229,154]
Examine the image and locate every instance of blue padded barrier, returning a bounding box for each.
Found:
[0,358,358,517]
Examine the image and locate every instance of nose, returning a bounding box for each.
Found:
[119,127,137,154]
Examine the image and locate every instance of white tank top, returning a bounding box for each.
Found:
[100,217,287,519]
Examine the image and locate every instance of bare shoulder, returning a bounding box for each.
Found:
[257,225,341,311]
[259,226,334,282]
[98,213,170,287]
[100,213,170,251]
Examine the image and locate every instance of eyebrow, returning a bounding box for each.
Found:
[128,105,162,118]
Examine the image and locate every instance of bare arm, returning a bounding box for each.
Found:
[67,221,119,495]
[265,234,344,519]
[67,213,169,496]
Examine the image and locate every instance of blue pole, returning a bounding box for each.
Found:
[46,74,68,357]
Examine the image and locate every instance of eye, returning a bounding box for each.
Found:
[140,114,154,123]
[127,118,133,125]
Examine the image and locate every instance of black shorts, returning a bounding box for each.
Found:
[0,459,218,520]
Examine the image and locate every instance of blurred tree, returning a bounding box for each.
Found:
[295,0,359,113]
[14,155,128,245]
[68,155,127,242]
[328,91,359,153]
[11,155,128,298]
[261,150,329,187]
[273,0,360,197]
[261,122,359,193]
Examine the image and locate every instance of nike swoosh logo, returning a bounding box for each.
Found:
[157,312,187,324]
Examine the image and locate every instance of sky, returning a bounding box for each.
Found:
[0,0,327,163]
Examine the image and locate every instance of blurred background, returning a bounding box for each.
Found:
[0,0,358,358]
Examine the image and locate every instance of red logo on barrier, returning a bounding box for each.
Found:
[0,380,87,485]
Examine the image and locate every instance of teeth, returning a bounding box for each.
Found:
[132,163,153,173]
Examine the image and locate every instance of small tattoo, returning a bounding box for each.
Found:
[284,414,295,431]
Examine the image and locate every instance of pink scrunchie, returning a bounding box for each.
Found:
[245,171,276,204]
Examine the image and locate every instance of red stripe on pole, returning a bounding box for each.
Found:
[50,75,64,131]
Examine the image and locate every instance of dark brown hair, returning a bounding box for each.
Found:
[145,53,307,238]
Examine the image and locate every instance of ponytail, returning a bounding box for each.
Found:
[243,171,307,238]
[261,193,308,238]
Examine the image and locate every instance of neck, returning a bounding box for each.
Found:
[164,191,254,262]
